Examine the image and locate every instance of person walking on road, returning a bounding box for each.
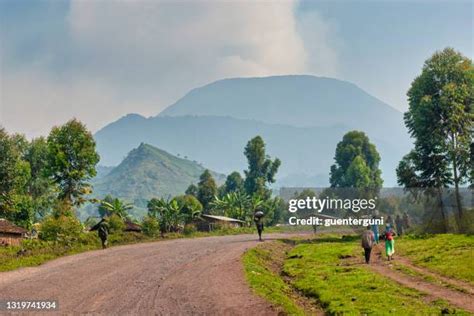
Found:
[361,225,375,264]
[90,218,110,249]
[254,211,264,241]
[384,224,396,261]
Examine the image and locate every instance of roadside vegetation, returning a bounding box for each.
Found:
[244,235,471,315]
[397,234,474,285]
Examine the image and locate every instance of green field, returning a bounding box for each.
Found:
[244,235,471,315]
[397,234,474,285]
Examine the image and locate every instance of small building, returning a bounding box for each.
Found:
[195,214,245,232]
[0,218,28,246]
[124,220,142,233]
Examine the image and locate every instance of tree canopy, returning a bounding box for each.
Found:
[243,136,280,198]
[330,131,383,190]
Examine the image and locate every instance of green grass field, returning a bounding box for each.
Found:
[397,234,474,285]
[243,235,471,315]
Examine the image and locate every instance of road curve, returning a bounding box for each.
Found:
[0,234,293,315]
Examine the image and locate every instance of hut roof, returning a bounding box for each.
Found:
[0,218,28,234]
[124,220,142,232]
[201,214,245,223]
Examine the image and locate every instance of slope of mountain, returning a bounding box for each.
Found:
[94,115,409,186]
[92,143,225,202]
[159,75,406,138]
[95,75,412,186]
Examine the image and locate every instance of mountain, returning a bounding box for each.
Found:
[94,75,412,186]
[159,75,407,139]
[95,115,409,186]
[92,143,225,203]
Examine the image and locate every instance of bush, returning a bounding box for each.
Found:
[142,216,160,237]
[183,224,197,235]
[108,214,125,233]
[39,214,83,244]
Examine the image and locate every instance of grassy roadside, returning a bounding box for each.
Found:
[243,235,470,315]
[396,234,474,285]
[0,226,286,272]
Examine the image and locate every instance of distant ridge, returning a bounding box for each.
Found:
[93,143,224,202]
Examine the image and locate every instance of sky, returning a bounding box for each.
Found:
[0,0,472,138]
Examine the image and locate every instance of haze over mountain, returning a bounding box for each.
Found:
[160,75,406,138]
[95,75,412,186]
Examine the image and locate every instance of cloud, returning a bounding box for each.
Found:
[0,0,340,137]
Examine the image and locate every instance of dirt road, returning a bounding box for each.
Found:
[0,234,290,315]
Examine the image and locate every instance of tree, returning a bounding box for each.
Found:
[173,194,203,224]
[185,183,198,197]
[197,170,217,211]
[330,131,383,191]
[211,191,252,223]
[24,137,56,220]
[98,195,115,218]
[100,198,133,220]
[243,136,281,198]
[223,171,244,194]
[147,198,184,236]
[0,128,31,224]
[398,48,473,231]
[46,119,100,207]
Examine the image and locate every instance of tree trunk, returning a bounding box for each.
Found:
[437,188,448,233]
[451,133,464,232]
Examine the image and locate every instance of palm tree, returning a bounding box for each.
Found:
[211,191,253,223]
[100,198,133,220]
[147,198,185,235]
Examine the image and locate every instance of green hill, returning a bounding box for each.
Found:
[93,143,224,203]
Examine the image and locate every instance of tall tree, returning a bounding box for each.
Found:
[223,171,244,194]
[0,128,31,223]
[197,169,217,211]
[243,136,281,198]
[46,119,100,207]
[330,131,383,190]
[24,137,56,219]
[398,48,473,230]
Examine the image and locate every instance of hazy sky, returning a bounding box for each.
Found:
[1,0,472,137]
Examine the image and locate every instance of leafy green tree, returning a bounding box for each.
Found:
[330,131,383,191]
[243,136,281,198]
[100,198,133,220]
[0,128,31,223]
[211,191,252,223]
[24,137,56,220]
[185,183,198,197]
[223,171,244,194]
[46,119,100,207]
[173,194,203,224]
[399,48,473,230]
[197,170,217,211]
[98,195,115,217]
[147,198,184,236]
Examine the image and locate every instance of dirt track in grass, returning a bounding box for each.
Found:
[366,245,474,313]
[0,234,300,315]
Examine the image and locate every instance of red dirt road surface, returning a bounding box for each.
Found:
[0,234,289,315]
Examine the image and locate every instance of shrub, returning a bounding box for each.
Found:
[39,214,83,244]
[183,224,197,235]
[107,214,125,233]
[142,216,160,237]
